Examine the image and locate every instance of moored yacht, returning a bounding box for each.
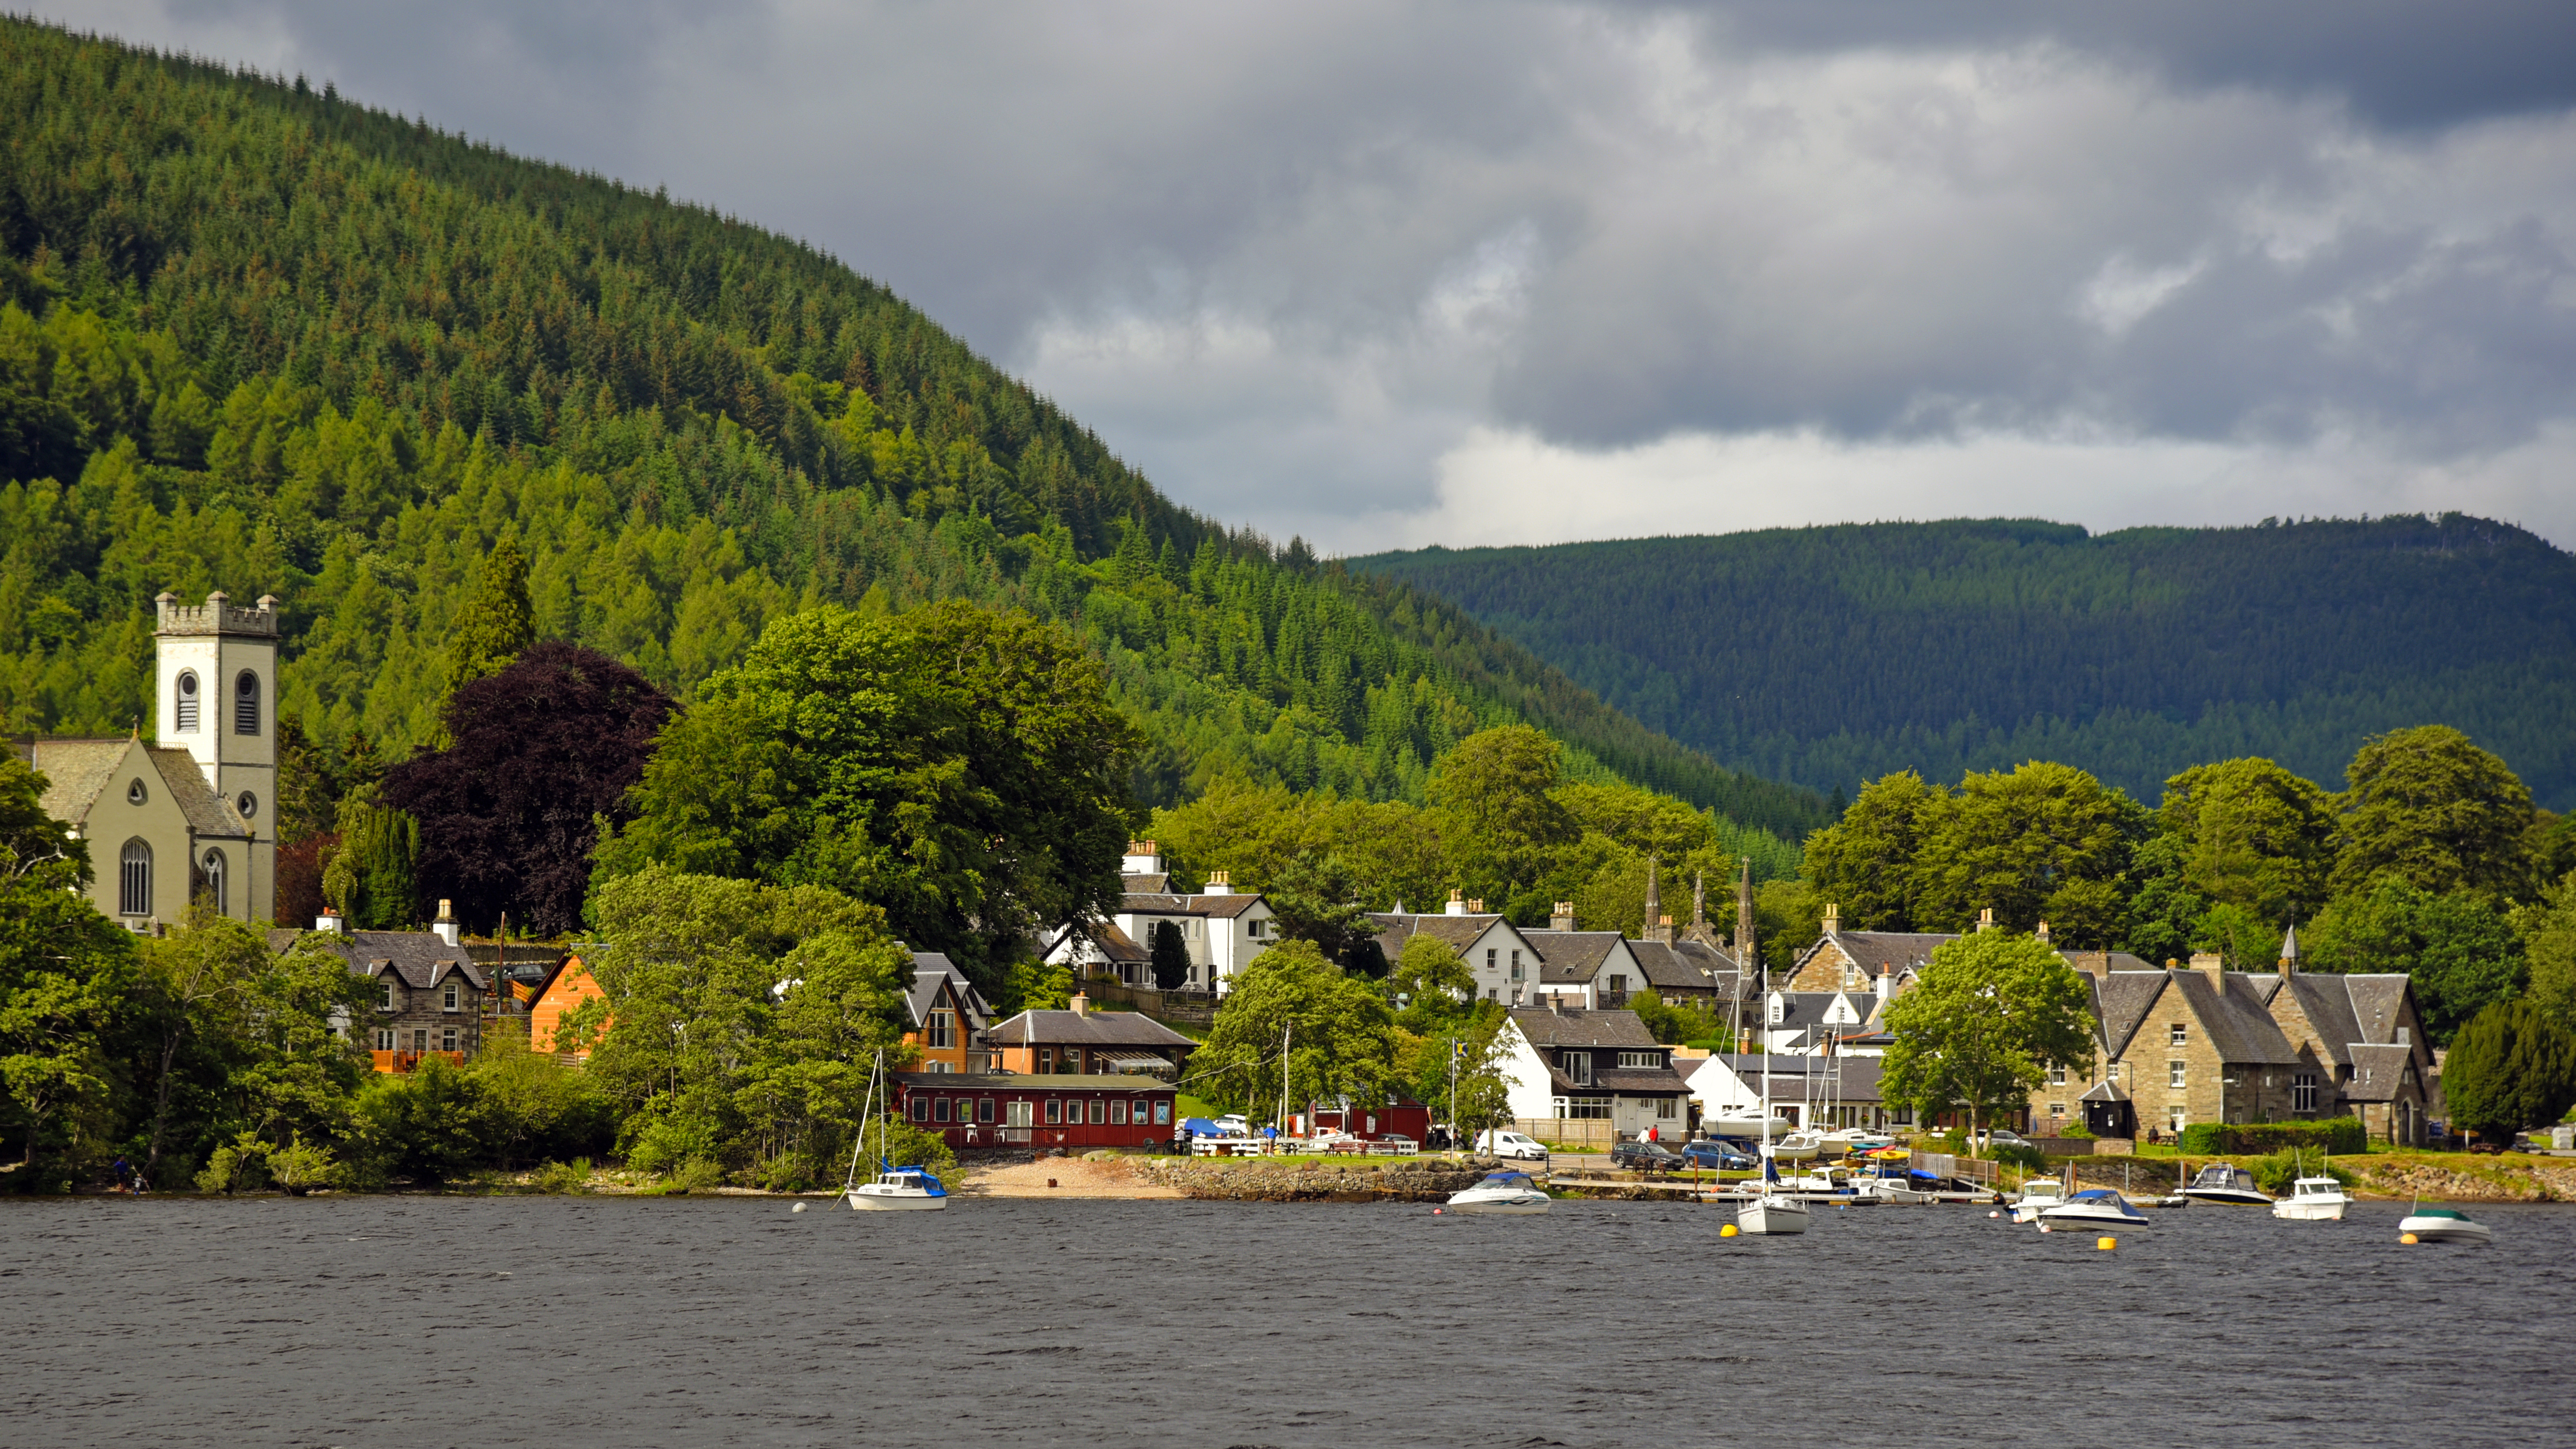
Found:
[2180,1162,2272,1206]
[849,1165,948,1210]
[2010,1174,2069,1224]
[2272,1176,2351,1222]
[1446,1170,1551,1214]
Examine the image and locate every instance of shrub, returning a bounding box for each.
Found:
[2248,1151,2356,1194]
[267,1136,336,1196]
[2058,1122,2095,1140]
[2178,1120,2365,1156]
[663,1157,726,1193]
[530,1158,593,1194]
[1992,1142,2046,1172]
[2177,1123,2227,1154]
[194,1133,268,1194]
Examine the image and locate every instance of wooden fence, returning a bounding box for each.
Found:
[1085,979,1218,1024]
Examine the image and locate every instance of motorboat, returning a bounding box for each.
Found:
[1780,1164,1856,1194]
[1767,1129,1825,1163]
[2273,1176,2351,1222]
[2010,1175,2069,1224]
[1736,1193,1812,1235]
[1854,1171,1934,1204]
[1708,1113,1798,1140]
[2037,1188,2151,1228]
[2399,1206,2492,1244]
[849,1165,948,1210]
[1446,1170,1551,1215]
[2179,1162,2273,1206]
[843,1050,948,1212]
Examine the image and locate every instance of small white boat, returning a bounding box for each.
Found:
[849,1166,948,1211]
[1780,1164,1856,1194]
[1767,1130,1825,1164]
[2010,1175,2069,1224]
[2038,1188,2151,1228]
[1736,1193,1812,1235]
[2180,1162,2272,1207]
[2399,1206,2492,1244]
[1446,1169,1551,1215]
[1854,1173,1933,1204]
[2273,1176,2350,1222]
[1708,1113,1799,1140]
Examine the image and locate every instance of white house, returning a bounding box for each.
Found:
[1369,893,1546,1006]
[1048,843,1277,994]
[1520,920,1645,1009]
[1680,1051,1895,1132]
[28,592,279,930]
[1498,1003,1692,1143]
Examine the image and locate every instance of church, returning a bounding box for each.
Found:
[27,591,278,930]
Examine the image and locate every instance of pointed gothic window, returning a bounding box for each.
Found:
[119,839,152,916]
[198,849,226,917]
[174,671,199,732]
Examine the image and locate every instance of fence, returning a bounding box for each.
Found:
[1911,1150,1999,1187]
[1515,1118,1616,1150]
[1085,980,1218,1024]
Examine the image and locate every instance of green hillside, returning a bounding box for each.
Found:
[0,21,1823,848]
[1352,516,2576,809]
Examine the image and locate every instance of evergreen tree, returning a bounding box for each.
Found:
[443,534,534,702]
[2333,725,2536,901]
[2439,998,2576,1145]
[1147,920,1191,992]
[326,797,421,930]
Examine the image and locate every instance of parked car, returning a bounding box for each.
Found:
[1679,1139,1754,1170]
[1611,1139,1686,1173]
[1983,1130,2029,1148]
[1477,1130,1549,1161]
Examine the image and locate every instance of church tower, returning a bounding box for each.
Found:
[154,591,279,923]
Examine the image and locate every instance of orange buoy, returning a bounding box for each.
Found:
[2096,1236,2116,1250]
[2400,1232,2419,1245]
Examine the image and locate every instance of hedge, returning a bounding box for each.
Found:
[2176,1119,2367,1155]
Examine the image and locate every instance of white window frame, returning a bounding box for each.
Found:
[2169,1060,2187,1089]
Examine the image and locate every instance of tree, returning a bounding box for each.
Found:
[1147,920,1191,992]
[1189,939,1396,1122]
[2518,874,2576,1038]
[444,532,533,698]
[1879,930,2093,1155]
[1909,762,2147,946]
[381,642,674,936]
[2334,725,2535,901]
[2155,757,2335,922]
[1261,852,1376,968]
[2307,877,2524,1044]
[325,796,420,929]
[0,753,134,1186]
[1801,771,1946,931]
[1399,1001,1512,1141]
[1388,931,1475,1031]
[1429,726,1578,913]
[597,603,1139,1001]
[2439,998,2576,1145]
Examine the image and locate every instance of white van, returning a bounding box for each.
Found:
[1477,1130,1548,1161]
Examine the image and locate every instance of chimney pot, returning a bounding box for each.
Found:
[2035,920,2051,943]
[1550,902,1575,931]
[1070,992,1089,1016]
[1978,907,1995,932]
[1467,898,1484,913]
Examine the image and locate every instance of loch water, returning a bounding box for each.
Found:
[3,1193,2567,1448]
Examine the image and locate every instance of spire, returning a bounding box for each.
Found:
[1735,855,1756,969]
[1691,869,1707,931]
[2279,920,2300,979]
[1642,857,1662,925]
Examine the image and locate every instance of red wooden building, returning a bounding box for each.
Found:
[1298,1099,1433,1141]
[894,1072,1179,1151]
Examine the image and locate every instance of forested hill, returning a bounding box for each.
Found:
[1352,516,2576,809]
[0,21,1823,847]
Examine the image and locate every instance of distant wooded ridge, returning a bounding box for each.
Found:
[1350,515,2576,809]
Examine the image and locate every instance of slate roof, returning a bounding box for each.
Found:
[2343,976,2413,1045]
[1630,938,1736,994]
[1125,891,1264,920]
[1522,930,1623,985]
[29,739,130,828]
[1368,911,1518,963]
[906,952,993,1032]
[148,749,250,837]
[2344,1044,2417,1101]
[989,1008,1196,1050]
[1703,1052,1884,1104]
[1509,1005,1657,1050]
[2077,1078,2129,1103]
[1121,871,1171,893]
[280,928,490,991]
[1812,931,1956,975]
[892,1072,1178,1093]
[2095,971,2172,1058]
[2172,971,2302,1065]
[1588,1066,1693,1095]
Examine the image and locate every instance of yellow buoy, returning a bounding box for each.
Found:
[2400,1232,2419,1245]
[1720,1223,1739,1237]
[2096,1236,2116,1250]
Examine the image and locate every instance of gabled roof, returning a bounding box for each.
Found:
[1522,930,1623,985]
[1121,871,1171,893]
[1700,1052,1884,1103]
[907,952,992,1032]
[1629,938,1737,993]
[2095,971,2171,1059]
[2170,971,2301,1066]
[29,739,131,828]
[989,1008,1196,1049]
[1808,931,1957,975]
[1124,891,1265,920]
[1368,911,1517,958]
[2343,976,2413,1046]
[2344,1044,2418,1101]
[280,928,489,991]
[146,749,250,838]
[2283,972,2368,1067]
[1508,1005,1656,1050]
[2077,1078,2129,1103]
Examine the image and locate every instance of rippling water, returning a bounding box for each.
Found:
[3,1193,2566,1447]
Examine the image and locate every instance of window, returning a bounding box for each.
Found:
[934,1097,951,1123]
[1656,1096,1677,1119]
[2293,1073,2319,1113]
[410,1029,428,1052]
[1061,1049,1082,1075]
[2168,1105,2187,1132]
[1561,1051,1592,1086]
[911,1096,931,1122]
[1553,1095,1612,1120]
[1045,1098,1062,1125]
[234,670,261,735]
[2048,1064,2067,1086]
[441,1026,458,1053]
[198,849,226,917]
[2049,1102,2066,1119]
[979,1098,995,1123]
[236,791,257,820]
[1607,973,1628,993]
[1247,919,1265,938]
[1892,1106,1913,1125]
[1132,1099,1147,1124]
[127,778,147,806]
[380,979,396,1010]
[1510,950,1524,981]
[1153,1101,1171,1125]
[1088,1098,1105,1124]
[1486,948,1497,971]
[1618,1051,1659,1068]
[1039,1047,1055,1073]
[442,981,460,1012]
[1109,1100,1128,1125]
[1487,988,1498,1000]
[2396,1026,2411,1047]
[119,839,152,916]
[2169,1023,2188,1046]
[928,1008,956,1049]
[375,1028,394,1051]
[1006,1100,1033,1128]
[174,671,199,732]
[2169,1060,2187,1089]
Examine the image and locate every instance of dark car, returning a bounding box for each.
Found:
[1678,1139,1754,1171]
[1611,1139,1686,1173]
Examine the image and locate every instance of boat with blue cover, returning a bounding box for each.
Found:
[843,1050,949,1211]
[2037,1187,2151,1228]
[1447,1169,1551,1214]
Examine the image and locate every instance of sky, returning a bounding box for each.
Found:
[44,1,2576,554]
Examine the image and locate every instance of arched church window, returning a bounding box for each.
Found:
[119,839,152,917]
[174,671,199,732]
[234,670,261,735]
[199,849,226,917]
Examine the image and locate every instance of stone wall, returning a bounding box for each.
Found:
[1130,1156,1494,1202]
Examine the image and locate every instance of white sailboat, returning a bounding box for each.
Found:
[1736,984,1811,1236]
[844,1051,948,1211]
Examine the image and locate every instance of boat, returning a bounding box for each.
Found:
[1707,1112,1799,1140]
[2274,1176,2351,1222]
[2398,1205,2493,1244]
[2010,1173,2069,1224]
[1768,1128,1825,1163]
[1735,986,1813,1236]
[1780,1164,1856,1194]
[2179,1161,2273,1206]
[1446,1169,1551,1215]
[843,1051,948,1211]
[2037,1188,2151,1228]
[1854,1170,1934,1204]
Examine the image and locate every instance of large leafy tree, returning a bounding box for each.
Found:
[2156,758,2335,922]
[1802,770,1947,932]
[2439,998,2576,1144]
[1880,930,2093,1155]
[1188,939,1397,1122]
[0,754,135,1186]
[1388,931,1475,1031]
[2519,874,2576,1038]
[381,642,674,936]
[1428,726,1579,915]
[598,603,1138,999]
[1261,852,1377,970]
[2307,877,2524,1044]
[2333,725,2535,900]
[1909,762,2147,946]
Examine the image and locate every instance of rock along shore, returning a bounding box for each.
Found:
[1127,1155,1499,1202]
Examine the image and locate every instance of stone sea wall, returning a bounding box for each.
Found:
[1129,1156,1495,1202]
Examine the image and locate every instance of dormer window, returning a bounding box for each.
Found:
[174,671,199,732]
[380,979,397,1011]
[1561,1051,1592,1086]
[442,981,460,1012]
[234,670,261,735]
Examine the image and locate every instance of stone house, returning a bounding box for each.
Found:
[1498,1003,1692,1145]
[1781,905,1955,994]
[280,906,492,1072]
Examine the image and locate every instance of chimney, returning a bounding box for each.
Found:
[1122,839,1163,874]
[1875,961,1893,1004]
[1202,870,1232,897]
[432,899,462,948]
[1070,991,1090,1016]
[315,908,345,935]
[1467,898,1485,913]
[1977,907,1995,933]
[1819,900,1839,937]
[1445,889,1467,916]
[2034,920,2051,944]
[2191,952,2225,987]
[1548,994,1563,1016]
[1551,901,1576,931]
[1649,914,1676,946]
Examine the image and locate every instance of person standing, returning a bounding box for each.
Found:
[112,1157,134,1195]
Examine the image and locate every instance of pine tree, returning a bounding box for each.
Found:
[443,535,534,702]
